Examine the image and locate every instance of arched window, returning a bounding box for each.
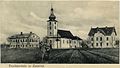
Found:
[63,40,64,44]
[55,26,56,29]
[50,32,52,36]
[49,22,51,25]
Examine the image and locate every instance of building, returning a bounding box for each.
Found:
[88,27,117,48]
[7,32,40,48]
[46,7,82,49]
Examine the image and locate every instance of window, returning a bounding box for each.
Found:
[55,26,56,29]
[91,38,93,41]
[29,39,31,42]
[96,37,98,41]
[74,41,76,44]
[36,40,38,42]
[107,43,109,46]
[49,22,51,25]
[63,40,64,44]
[96,43,98,46]
[100,42,102,46]
[50,40,52,43]
[67,40,69,44]
[50,26,51,30]
[92,43,93,46]
[100,37,102,41]
[55,22,56,24]
[69,40,71,43]
[106,37,109,41]
[50,32,52,35]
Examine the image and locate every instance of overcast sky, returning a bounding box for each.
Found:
[0,1,119,43]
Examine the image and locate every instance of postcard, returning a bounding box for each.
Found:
[0,0,119,68]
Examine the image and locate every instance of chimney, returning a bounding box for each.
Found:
[30,32,32,34]
[106,26,107,28]
[105,26,108,30]
[21,32,23,35]
[96,27,99,31]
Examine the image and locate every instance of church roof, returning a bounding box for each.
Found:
[57,30,82,40]
[72,36,82,40]
[88,27,117,36]
[58,30,74,39]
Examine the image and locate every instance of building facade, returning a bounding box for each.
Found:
[46,7,82,49]
[88,27,117,48]
[7,32,40,48]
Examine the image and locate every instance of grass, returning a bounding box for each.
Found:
[1,48,43,63]
[1,47,119,63]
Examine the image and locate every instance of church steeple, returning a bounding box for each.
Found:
[47,5,58,37]
[48,6,57,21]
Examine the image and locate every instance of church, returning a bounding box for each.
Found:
[46,7,82,49]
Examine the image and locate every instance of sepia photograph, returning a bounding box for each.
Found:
[0,0,119,64]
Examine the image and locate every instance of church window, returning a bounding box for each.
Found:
[67,40,69,44]
[74,41,76,44]
[106,37,109,41]
[55,26,56,29]
[63,40,64,44]
[50,32,52,35]
[107,43,109,46]
[69,40,71,43]
[50,26,51,30]
[50,40,52,43]
[49,22,51,25]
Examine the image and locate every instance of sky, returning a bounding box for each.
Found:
[0,1,119,44]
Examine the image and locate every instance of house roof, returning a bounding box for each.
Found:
[58,30,74,39]
[88,27,117,36]
[8,32,38,39]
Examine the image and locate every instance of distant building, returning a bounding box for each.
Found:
[88,27,117,48]
[46,7,82,49]
[7,32,40,48]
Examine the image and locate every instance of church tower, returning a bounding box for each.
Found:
[47,7,58,37]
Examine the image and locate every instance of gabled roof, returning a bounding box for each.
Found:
[72,36,82,40]
[57,30,82,40]
[8,32,39,39]
[88,27,117,36]
[58,30,74,39]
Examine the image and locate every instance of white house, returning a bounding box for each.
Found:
[46,7,82,49]
[7,32,40,48]
[88,27,117,48]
